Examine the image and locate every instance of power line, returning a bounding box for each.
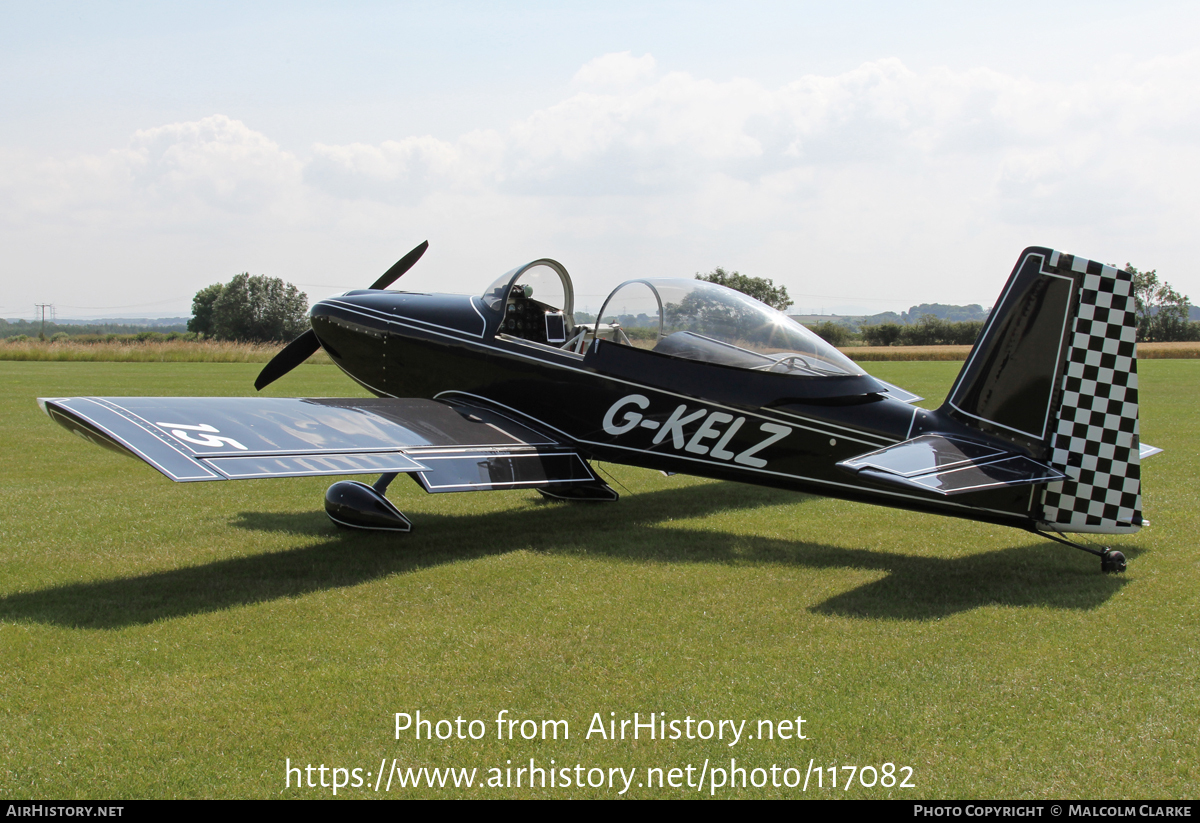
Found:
[55,296,193,310]
[34,304,55,339]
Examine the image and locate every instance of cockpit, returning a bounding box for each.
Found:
[483,260,864,378]
[483,260,576,348]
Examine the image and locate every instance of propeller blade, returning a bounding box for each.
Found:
[254,329,321,391]
[369,240,429,290]
[255,241,427,390]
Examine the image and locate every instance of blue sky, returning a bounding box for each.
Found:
[3,1,1197,318]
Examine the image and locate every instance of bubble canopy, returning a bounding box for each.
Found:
[596,278,863,377]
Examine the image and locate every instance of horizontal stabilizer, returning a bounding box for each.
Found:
[873,379,923,405]
[38,396,598,494]
[837,434,1065,496]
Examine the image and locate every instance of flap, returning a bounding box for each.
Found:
[412,452,599,494]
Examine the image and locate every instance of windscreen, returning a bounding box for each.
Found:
[483,263,568,313]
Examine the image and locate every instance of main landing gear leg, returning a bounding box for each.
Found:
[324,473,412,532]
[1035,530,1126,573]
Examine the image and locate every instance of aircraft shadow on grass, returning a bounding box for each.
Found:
[0,482,1135,630]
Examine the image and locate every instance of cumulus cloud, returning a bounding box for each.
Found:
[0,115,304,227]
[3,52,1199,311]
[11,55,1197,223]
[306,131,504,203]
[298,53,1200,220]
[572,52,657,88]
[126,115,302,214]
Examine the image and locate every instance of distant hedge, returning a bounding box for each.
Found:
[860,316,985,347]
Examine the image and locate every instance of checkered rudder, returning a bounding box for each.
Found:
[1038,252,1142,533]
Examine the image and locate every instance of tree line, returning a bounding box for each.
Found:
[188,274,309,342]
[0,318,190,340]
[3,274,309,344]
[1125,265,1194,342]
[808,316,987,348]
[806,263,1198,347]
[7,262,1192,347]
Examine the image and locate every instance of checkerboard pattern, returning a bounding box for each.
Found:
[1039,252,1142,532]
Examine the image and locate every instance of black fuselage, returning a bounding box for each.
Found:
[310,290,1038,529]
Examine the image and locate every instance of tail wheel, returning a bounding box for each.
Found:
[1101,550,1127,574]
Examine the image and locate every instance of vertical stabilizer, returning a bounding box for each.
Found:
[942,248,1142,534]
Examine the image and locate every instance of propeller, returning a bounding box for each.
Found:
[368,240,429,290]
[253,328,322,391]
[254,240,428,391]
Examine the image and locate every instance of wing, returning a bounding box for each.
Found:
[39,396,602,494]
[836,434,1066,496]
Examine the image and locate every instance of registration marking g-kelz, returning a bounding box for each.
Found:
[601,394,791,468]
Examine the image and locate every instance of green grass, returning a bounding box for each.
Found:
[1,360,1196,798]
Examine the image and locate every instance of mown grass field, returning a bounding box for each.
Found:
[0,360,1196,799]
